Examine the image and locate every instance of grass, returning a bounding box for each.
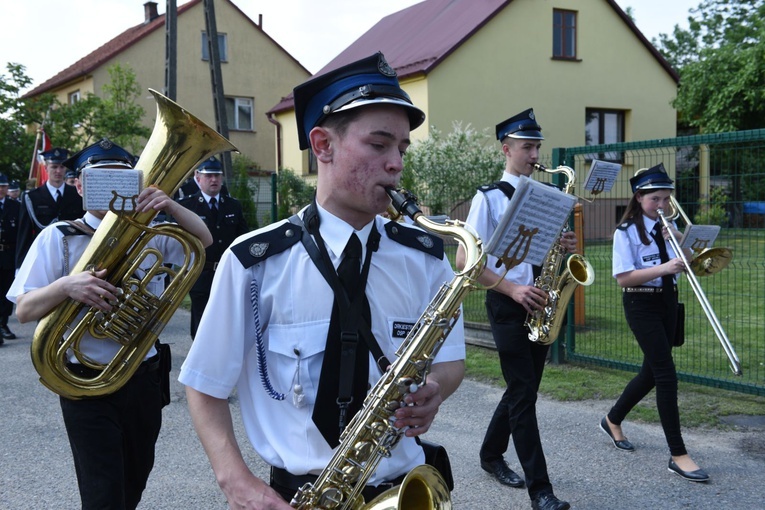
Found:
[465,345,765,429]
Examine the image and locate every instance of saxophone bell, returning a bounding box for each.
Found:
[525,164,596,345]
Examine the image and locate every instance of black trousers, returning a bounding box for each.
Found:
[480,290,553,498]
[189,270,214,339]
[59,366,163,510]
[608,291,686,456]
[0,267,14,322]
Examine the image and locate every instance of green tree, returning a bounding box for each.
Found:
[229,153,261,229]
[48,63,151,153]
[403,122,503,215]
[654,0,765,132]
[0,63,53,183]
[276,168,315,220]
[1,61,152,183]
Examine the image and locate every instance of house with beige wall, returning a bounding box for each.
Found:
[268,0,679,230]
[23,0,310,172]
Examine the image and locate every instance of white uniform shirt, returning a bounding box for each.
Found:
[179,205,466,483]
[612,214,679,286]
[464,172,535,286]
[8,212,187,363]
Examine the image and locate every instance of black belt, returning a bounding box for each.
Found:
[66,353,161,379]
[623,285,677,293]
[270,466,406,501]
[203,261,219,271]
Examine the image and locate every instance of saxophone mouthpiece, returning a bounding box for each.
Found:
[386,188,422,221]
[533,163,547,172]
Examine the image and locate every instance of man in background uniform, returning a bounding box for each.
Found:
[0,174,19,342]
[177,157,249,338]
[16,147,83,269]
[8,181,21,201]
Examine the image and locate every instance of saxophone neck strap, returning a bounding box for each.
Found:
[288,207,390,373]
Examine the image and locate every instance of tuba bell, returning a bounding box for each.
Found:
[30,89,237,399]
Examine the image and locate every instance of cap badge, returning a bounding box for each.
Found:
[377,54,396,77]
[249,242,269,258]
[53,149,61,157]
[528,111,536,120]
[98,139,113,150]
[417,235,434,249]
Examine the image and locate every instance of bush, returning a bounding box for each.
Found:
[276,168,316,220]
[694,186,729,226]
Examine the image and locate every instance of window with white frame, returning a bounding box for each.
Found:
[201,32,228,62]
[68,90,81,105]
[585,109,625,162]
[225,97,253,131]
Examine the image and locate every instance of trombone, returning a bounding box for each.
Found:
[657,208,742,376]
[666,196,733,277]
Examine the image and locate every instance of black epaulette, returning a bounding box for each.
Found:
[616,220,633,231]
[230,222,301,269]
[478,181,515,201]
[384,221,444,260]
[56,222,94,237]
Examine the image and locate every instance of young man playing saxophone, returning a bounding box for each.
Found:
[457,109,576,510]
[180,52,466,509]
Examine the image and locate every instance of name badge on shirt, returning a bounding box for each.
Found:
[643,254,661,263]
[392,321,416,339]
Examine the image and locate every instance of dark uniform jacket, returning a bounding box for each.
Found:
[16,184,83,269]
[177,191,249,294]
[0,198,20,271]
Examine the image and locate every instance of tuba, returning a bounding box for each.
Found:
[525,164,595,345]
[290,188,485,510]
[30,89,237,399]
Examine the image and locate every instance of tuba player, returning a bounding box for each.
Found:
[7,138,212,510]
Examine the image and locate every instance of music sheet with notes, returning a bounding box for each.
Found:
[680,224,721,252]
[81,168,143,212]
[583,159,621,195]
[485,175,577,267]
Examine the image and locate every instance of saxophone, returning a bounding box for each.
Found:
[291,188,485,510]
[30,89,237,399]
[524,164,595,345]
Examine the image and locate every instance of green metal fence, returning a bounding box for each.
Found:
[555,130,765,396]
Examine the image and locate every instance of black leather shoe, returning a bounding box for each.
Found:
[0,325,15,340]
[480,459,525,488]
[600,416,635,452]
[531,492,571,510]
[668,458,710,482]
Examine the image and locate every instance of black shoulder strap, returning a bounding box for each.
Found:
[384,221,444,259]
[230,222,301,269]
[288,212,390,372]
[56,221,95,237]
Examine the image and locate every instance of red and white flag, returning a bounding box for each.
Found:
[29,129,52,186]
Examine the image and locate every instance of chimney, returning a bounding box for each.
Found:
[258,14,263,28]
[144,1,159,23]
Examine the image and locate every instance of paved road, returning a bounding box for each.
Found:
[1,310,763,509]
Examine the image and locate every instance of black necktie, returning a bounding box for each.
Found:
[55,189,61,203]
[313,233,370,447]
[208,197,218,223]
[651,222,674,289]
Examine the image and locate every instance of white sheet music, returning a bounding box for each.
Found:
[680,224,721,253]
[583,159,621,195]
[81,168,143,212]
[485,176,577,267]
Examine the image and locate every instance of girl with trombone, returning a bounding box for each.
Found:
[600,163,710,482]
